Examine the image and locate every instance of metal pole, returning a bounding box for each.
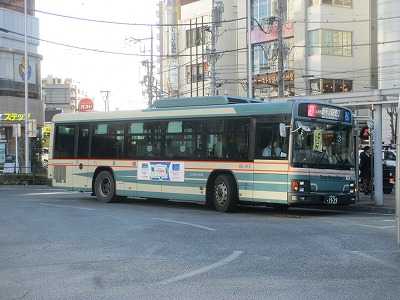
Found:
[373,103,383,206]
[277,0,285,97]
[190,19,193,97]
[396,93,400,246]
[24,0,30,174]
[15,127,19,174]
[149,25,154,106]
[202,16,205,97]
[196,17,199,97]
[211,0,217,96]
[246,0,252,98]
[159,1,164,99]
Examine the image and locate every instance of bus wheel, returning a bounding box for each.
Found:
[213,174,237,212]
[94,171,116,203]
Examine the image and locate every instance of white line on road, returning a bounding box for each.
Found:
[39,203,96,211]
[160,250,243,285]
[152,218,216,231]
[350,251,398,270]
[354,224,395,230]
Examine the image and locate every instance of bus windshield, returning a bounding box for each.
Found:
[292,121,354,170]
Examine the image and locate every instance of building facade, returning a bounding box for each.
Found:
[42,76,85,122]
[0,0,42,169]
[377,0,400,144]
[159,0,373,100]
[246,0,373,98]
[159,0,244,98]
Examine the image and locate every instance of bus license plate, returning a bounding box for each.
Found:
[325,195,338,205]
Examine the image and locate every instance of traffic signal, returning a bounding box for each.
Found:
[360,126,370,140]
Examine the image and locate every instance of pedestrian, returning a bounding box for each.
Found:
[359,146,372,194]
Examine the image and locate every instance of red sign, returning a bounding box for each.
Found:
[78,98,94,112]
[251,22,294,44]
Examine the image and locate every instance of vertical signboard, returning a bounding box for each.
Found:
[0,143,6,164]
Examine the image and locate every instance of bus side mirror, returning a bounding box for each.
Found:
[279,123,287,138]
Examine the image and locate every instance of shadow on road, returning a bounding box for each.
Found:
[78,195,346,218]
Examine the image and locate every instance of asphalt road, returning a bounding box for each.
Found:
[1,186,400,300]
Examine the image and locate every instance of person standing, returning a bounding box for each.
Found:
[359,146,372,194]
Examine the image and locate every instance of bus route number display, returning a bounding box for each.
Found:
[299,103,351,123]
[137,161,185,182]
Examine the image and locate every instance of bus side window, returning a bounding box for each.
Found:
[255,122,288,160]
[91,123,125,159]
[224,119,249,160]
[128,121,163,159]
[77,124,90,158]
[54,124,76,158]
[205,119,224,160]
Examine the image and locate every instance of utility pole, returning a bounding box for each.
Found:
[100,90,111,112]
[246,0,253,98]
[190,19,193,97]
[211,0,217,96]
[24,0,30,174]
[149,25,154,106]
[277,0,285,97]
[158,1,164,100]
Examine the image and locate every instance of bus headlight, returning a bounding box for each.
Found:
[349,182,355,194]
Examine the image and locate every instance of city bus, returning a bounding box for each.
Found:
[48,96,356,212]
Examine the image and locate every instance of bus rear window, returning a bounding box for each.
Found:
[54,124,76,158]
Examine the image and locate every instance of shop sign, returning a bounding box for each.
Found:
[42,124,52,135]
[251,22,294,44]
[254,70,295,86]
[78,98,94,112]
[0,143,5,164]
[0,113,31,122]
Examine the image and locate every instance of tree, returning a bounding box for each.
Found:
[386,103,398,145]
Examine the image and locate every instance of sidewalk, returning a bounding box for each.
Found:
[351,192,396,214]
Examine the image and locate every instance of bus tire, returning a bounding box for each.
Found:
[94,171,117,203]
[212,174,238,212]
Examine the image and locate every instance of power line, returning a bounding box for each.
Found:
[293,15,400,24]
[34,9,246,27]
[0,26,247,58]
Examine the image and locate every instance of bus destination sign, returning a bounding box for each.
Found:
[299,103,351,123]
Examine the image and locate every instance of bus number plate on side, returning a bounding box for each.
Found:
[324,195,338,205]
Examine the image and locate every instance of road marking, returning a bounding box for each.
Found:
[160,250,243,285]
[24,192,79,196]
[152,218,216,231]
[354,224,395,230]
[39,203,96,211]
[350,251,398,270]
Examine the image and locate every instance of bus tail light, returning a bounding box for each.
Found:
[291,180,309,193]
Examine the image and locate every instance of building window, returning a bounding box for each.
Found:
[310,78,353,94]
[252,0,289,26]
[308,0,352,7]
[308,29,352,57]
[185,63,208,84]
[252,38,294,75]
[185,26,207,48]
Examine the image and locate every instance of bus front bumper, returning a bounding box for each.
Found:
[288,192,356,206]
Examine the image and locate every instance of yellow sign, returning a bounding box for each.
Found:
[313,129,323,152]
[42,124,52,135]
[0,113,31,122]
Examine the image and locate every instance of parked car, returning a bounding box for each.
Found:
[358,149,396,194]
